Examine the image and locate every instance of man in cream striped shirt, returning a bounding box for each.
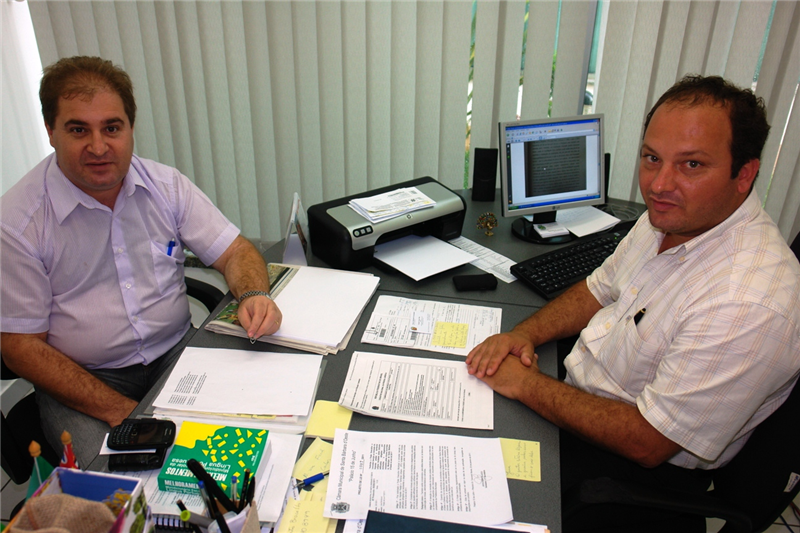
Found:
[467,75,800,532]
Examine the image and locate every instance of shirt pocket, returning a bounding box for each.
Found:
[149,240,185,295]
[594,317,668,397]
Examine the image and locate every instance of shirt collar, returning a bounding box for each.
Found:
[45,154,149,223]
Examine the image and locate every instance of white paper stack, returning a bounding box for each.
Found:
[151,347,323,433]
[349,186,436,223]
[205,264,380,355]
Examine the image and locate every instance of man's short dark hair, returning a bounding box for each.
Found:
[644,75,770,180]
[40,56,136,129]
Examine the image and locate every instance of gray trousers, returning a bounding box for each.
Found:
[35,328,194,468]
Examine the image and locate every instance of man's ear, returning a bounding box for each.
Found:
[735,158,760,194]
[45,120,55,147]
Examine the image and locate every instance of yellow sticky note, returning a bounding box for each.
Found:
[305,400,353,440]
[276,499,329,533]
[500,438,541,482]
[431,321,469,348]
[293,438,333,480]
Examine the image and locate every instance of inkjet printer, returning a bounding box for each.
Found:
[308,177,467,270]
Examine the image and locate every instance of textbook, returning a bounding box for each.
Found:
[157,421,270,496]
[205,263,379,355]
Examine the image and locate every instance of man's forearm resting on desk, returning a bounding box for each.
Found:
[1,332,137,428]
[480,355,682,468]
[466,281,602,378]
[467,279,682,468]
[212,235,283,339]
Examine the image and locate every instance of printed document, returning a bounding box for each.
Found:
[361,295,501,356]
[324,429,513,526]
[448,236,517,283]
[349,187,436,223]
[152,347,322,416]
[339,351,493,430]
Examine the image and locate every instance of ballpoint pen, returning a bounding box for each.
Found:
[295,471,330,490]
[633,308,647,325]
[167,239,176,256]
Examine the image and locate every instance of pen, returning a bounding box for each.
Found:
[295,471,330,490]
[231,474,239,505]
[633,308,647,325]
[180,509,213,528]
[239,469,251,512]
[187,459,237,513]
[246,474,256,505]
[167,239,176,256]
[207,491,232,533]
[176,500,202,533]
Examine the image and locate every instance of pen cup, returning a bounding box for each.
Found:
[207,511,243,533]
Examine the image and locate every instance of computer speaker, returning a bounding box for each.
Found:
[471,148,498,202]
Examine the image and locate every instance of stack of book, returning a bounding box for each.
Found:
[205,264,379,355]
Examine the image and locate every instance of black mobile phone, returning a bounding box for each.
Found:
[108,448,167,472]
[108,418,176,451]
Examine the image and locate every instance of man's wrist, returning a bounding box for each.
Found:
[238,290,272,303]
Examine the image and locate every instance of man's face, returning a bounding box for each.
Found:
[639,102,757,245]
[45,89,134,205]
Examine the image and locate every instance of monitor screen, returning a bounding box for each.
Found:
[498,114,605,243]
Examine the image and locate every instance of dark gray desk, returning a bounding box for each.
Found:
[96,190,646,531]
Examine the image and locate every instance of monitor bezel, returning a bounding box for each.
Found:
[497,113,606,220]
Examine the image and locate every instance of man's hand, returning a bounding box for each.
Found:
[466,330,536,378]
[476,350,540,401]
[238,295,283,339]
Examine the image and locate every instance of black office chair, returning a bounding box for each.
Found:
[563,378,800,533]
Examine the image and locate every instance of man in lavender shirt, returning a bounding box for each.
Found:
[1,56,282,466]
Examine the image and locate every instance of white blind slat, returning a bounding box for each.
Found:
[365,1,392,190]
[317,1,347,202]
[390,1,417,185]
[551,0,595,118]
[724,1,772,89]
[520,0,559,120]
[341,1,368,197]
[469,0,500,187]
[414,1,445,183]
[438,0,473,190]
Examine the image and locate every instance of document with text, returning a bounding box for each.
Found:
[339,351,493,430]
[361,296,502,356]
[324,429,513,526]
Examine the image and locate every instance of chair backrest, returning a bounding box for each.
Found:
[713,379,800,532]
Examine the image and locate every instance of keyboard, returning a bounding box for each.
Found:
[511,229,629,300]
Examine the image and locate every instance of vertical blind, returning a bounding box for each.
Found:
[28,0,800,244]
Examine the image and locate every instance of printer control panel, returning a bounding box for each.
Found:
[352,225,374,238]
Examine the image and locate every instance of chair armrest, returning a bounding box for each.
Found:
[563,477,752,533]
[186,276,225,313]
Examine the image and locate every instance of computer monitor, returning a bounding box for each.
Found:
[498,114,605,244]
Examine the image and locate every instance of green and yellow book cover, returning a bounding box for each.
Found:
[157,421,269,495]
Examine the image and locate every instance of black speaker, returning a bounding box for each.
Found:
[471,148,498,202]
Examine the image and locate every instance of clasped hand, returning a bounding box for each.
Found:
[465,331,540,401]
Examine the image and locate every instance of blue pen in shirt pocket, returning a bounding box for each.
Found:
[167,239,176,256]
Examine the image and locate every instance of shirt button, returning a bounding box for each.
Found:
[132,316,139,323]
[117,247,124,254]
[605,322,611,330]
[631,287,638,295]
[125,282,132,289]
[680,256,686,262]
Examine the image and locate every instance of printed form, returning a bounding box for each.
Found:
[339,351,493,430]
[324,429,513,526]
[361,296,502,356]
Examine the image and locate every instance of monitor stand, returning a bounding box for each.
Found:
[511,212,574,245]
